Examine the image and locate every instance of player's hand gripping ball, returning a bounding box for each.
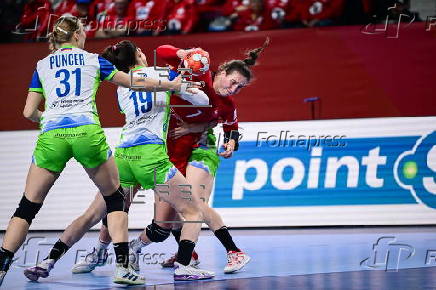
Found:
[183,48,210,76]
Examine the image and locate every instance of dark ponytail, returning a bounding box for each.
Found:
[218,37,270,82]
[101,40,137,73]
[243,37,270,66]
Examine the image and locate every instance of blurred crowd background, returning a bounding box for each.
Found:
[0,0,434,42]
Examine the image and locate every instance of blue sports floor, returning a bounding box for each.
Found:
[1,227,436,289]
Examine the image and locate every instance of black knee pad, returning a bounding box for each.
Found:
[12,194,42,225]
[146,220,171,243]
[102,186,127,214]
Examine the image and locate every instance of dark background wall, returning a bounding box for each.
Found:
[0,23,434,131]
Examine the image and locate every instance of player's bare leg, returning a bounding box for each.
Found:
[186,165,251,274]
[1,164,59,286]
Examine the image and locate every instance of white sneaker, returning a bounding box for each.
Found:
[174,262,214,281]
[0,271,6,287]
[113,263,145,285]
[71,247,108,274]
[224,251,251,274]
[24,259,55,281]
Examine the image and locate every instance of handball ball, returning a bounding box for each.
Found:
[183,48,210,76]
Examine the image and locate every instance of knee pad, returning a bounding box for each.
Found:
[12,194,42,225]
[102,186,128,214]
[146,220,171,243]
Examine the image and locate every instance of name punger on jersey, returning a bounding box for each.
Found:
[29,46,117,133]
[49,53,85,69]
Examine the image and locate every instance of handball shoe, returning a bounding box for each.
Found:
[224,251,251,274]
[113,263,145,285]
[72,247,108,274]
[174,262,214,281]
[24,258,55,281]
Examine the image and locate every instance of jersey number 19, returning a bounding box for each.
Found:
[130,91,152,117]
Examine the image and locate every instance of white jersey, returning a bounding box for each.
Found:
[117,66,209,148]
[29,45,117,132]
[117,66,170,148]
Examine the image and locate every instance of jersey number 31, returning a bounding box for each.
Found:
[55,68,81,97]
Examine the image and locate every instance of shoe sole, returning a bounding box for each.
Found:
[174,274,214,281]
[24,267,49,281]
[162,258,200,269]
[224,256,251,274]
[113,278,145,285]
[72,266,96,274]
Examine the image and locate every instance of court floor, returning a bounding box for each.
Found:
[1,226,436,289]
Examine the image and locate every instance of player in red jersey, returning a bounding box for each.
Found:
[16,0,52,40]
[150,39,269,272]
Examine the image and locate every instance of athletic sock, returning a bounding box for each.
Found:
[45,239,70,262]
[113,242,129,268]
[0,247,14,272]
[96,239,110,251]
[130,236,149,253]
[172,228,182,244]
[176,240,195,266]
[214,226,240,252]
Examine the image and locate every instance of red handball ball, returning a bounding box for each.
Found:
[183,48,210,76]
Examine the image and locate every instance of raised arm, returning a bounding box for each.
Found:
[110,70,184,92]
[98,55,201,93]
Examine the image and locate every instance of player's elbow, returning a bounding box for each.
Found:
[23,108,33,119]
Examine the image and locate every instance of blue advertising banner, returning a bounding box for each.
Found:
[213,131,436,210]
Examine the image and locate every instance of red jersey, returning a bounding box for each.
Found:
[98,2,136,30]
[262,0,289,29]
[222,0,244,16]
[232,7,263,31]
[90,0,114,20]
[156,45,239,174]
[287,0,345,22]
[196,0,222,14]
[128,0,169,31]
[54,0,75,16]
[165,0,198,34]
[19,0,52,40]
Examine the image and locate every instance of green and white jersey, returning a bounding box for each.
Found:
[117,66,171,148]
[116,66,209,148]
[28,45,117,133]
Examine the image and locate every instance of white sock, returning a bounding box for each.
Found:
[130,237,149,253]
[96,239,110,251]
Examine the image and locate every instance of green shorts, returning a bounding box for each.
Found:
[188,147,220,177]
[115,144,177,189]
[33,124,111,172]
